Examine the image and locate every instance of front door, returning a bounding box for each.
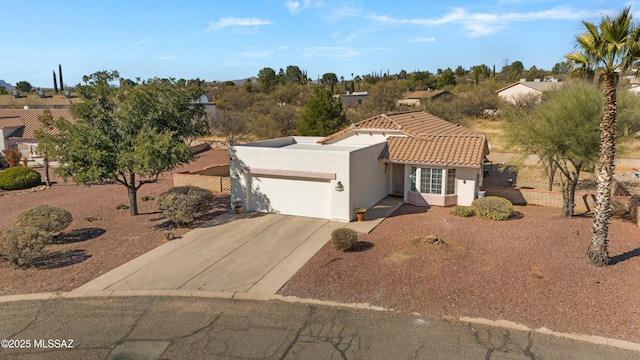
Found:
[392,163,404,196]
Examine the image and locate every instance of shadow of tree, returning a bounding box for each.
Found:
[350,241,374,252]
[37,249,91,269]
[510,211,525,220]
[609,247,640,265]
[51,228,106,244]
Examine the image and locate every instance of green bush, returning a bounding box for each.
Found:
[450,206,475,217]
[14,204,73,234]
[0,166,41,190]
[471,196,513,220]
[156,186,214,227]
[0,226,50,268]
[331,228,358,252]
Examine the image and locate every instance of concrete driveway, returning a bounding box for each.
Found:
[71,197,403,296]
[72,214,340,295]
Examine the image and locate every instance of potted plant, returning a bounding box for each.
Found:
[355,207,367,222]
[233,199,243,214]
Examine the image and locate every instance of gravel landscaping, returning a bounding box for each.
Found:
[0,149,230,295]
[278,204,640,344]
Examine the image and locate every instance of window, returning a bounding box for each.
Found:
[446,169,456,195]
[410,167,418,192]
[410,167,457,195]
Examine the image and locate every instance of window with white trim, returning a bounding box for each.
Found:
[410,167,456,195]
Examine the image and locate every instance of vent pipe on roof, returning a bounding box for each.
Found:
[24,106,29,110]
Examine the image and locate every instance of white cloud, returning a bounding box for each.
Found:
[367,6,597,37]
[201,17,273,32]
[285,0,323,14]
[304,46,360,57]
[133,38,151,47]
[404,37,436,44]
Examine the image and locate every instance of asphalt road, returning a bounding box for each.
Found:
[0,296,637,359]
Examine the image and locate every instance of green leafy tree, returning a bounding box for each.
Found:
[435,68,456,88]
[211,86,254,146]
[48,70,209,216]
[257,67,277,93]
[504,83,601,217]
[297,87,347,136]
[33,109,60,186]
[507,60,525,82]
[565,6,640,266]
[15,81,32,92]
[320,73,338,87]
[0,86,7,95]
[285,65,303,84]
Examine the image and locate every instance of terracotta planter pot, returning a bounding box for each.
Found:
[235,206,243,214]
[356,213,366,222]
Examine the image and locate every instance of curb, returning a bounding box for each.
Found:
[1,290,639,353]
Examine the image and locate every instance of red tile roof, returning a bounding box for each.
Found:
[321,110,488,167]
[380,135,487,166]
[0,109,73,141]
[318,110,479,144]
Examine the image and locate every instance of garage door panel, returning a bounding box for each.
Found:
[250,176,331,219]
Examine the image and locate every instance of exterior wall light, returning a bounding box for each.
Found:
[335,181,344,192]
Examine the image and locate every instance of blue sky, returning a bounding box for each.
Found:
[0,0,631,88]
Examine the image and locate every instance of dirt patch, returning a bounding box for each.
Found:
[279,204,640,344]
[0,149,230,296]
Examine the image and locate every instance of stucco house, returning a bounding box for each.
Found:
[496,80,565,104]
[398,89,451,107]
[0,108,73,166]
[230,110,488,222]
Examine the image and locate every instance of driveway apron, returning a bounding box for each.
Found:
[73,214,342,295]
[71,196,403,296]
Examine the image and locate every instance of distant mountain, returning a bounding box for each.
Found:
[0,80,13,89]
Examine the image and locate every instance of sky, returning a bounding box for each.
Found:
[0,0,633,88]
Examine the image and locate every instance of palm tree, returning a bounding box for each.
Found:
[565,6,640,266]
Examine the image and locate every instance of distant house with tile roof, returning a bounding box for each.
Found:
[230,110,488,221]
[398,89,452,107]
[0,109,73,166]
[496,80,565,104]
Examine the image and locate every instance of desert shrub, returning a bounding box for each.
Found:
[116,204,130,210]
[0,226,50,268]
[471,196,513,220]
[141,195,155,201]
[156,186,214,226]
[2,148,22,167]
[331,228,358,252]
[14,204,73,234]
[450,206,475,217]
[0,166,41,190]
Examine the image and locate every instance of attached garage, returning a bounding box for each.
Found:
[242,165,337,219]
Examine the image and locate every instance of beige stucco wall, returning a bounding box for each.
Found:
[348,142,389,218]
[498,84,542,104]
[231,141,355,221]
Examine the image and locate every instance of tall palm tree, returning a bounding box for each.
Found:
[565,6,640,266]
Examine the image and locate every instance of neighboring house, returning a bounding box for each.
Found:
[230,110,489,222]
[629,84,640,96]
[0,109,73,165]
[496,80,565,104]
[337,92,369,106]
[398,89,451,107]
[194,94,217,117]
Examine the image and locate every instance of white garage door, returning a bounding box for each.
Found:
[249,176,331,219]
